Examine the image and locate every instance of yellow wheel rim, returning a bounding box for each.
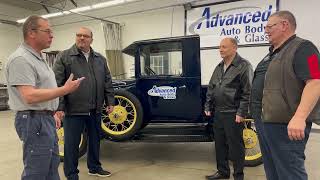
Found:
[56,127,84,157]
[243,124,262,161]
[243,129,258,149]
[57,128,65,157]
[101,95,137,135]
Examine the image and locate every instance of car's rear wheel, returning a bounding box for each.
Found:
[101,90,143,141]
[56,126,88,162]
[243,119,263,167]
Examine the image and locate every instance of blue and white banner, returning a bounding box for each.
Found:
[186,0,278,47]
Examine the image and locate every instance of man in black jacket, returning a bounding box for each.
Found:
[53,27,115,180]
[205,38,253,180]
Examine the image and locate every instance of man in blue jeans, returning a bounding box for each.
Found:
[53,27,115,179]
[251,11,320,180]
[5,15,84,180]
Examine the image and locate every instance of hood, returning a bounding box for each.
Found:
[112,79,136,89]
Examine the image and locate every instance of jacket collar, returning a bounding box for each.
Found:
[69,44,101,57]
[218,53,242,67]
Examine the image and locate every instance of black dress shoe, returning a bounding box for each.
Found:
[205,171,230,179]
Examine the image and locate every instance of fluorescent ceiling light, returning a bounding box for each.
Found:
[42,12,64,18]
[92,0,125,9]
[69,6,92,13]
[16,0,138,23]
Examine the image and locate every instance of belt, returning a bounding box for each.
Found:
[17,110,55,116]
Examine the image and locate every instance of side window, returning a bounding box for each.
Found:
[140,42,182,76]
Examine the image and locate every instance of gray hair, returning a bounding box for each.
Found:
[22,15,48,39]
[270,10,297,30]
[79,27,93,38]
[228,37,238,47]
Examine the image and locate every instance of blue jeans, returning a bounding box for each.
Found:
[63,111,103,180]
[263,122,312,180]
[252,113,278,180]
[15,111,60,180]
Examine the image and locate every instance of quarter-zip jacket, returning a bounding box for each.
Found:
[205,53,253,117]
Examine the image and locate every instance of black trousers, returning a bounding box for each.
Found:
[63,111,102,180]
[213,111,245,179]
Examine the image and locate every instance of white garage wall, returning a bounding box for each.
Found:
[0,24,22,83]
[0,0,319,83]
[48,20,106,55]
[47,6,184,78]
[109,6,185,78]
[280,0,320,48]
[0,2,32,84]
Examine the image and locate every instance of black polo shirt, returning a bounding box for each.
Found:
[249,35,320,119]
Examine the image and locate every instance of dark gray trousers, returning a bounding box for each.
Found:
[63,112,102,180]
[15,111,60,180]
[213,111,245,180]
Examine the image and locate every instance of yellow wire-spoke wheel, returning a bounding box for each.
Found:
[56,127,87,162]
[243,128,258,149]
[244,128,262,161]
[101,95,137,135]
[56,128,65,157]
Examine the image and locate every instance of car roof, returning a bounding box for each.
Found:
[122,35,200,56]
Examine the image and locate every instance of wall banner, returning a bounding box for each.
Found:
[186,0,279,47]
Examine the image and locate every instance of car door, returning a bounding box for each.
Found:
[135,38,202,121]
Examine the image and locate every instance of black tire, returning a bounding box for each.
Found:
[101,90,144,141]
[243,120,263,167]
[56,126,88,162]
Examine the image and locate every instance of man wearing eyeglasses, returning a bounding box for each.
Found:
[250,11,320,180]
[53,27,115,179]
[5,15,84,180]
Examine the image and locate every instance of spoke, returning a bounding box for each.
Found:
[128,110,135,116]
[101,116,108,121]
[126,119,134,125]
[112,125,119,131]
[117,98,124,105]
[106,121,111,128]
[124,102,132,108]
[121,124,128,131]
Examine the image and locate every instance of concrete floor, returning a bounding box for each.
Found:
[0,110,319,180]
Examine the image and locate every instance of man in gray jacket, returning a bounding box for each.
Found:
[53,27,115,180]
[205,38,253,180]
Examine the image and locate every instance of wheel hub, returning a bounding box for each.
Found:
[108,105,128,124]
[243,129,258,149]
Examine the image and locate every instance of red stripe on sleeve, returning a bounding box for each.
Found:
[307,54,320,79]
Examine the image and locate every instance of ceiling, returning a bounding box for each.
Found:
[0,0,120,25]
[0,0,215,26]
[0,0,70,11]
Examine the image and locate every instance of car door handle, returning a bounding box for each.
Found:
[178,85,186,88]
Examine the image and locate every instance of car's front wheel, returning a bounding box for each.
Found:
[101,90,144,141]
[56,126,88,162]
[243,119,263,167]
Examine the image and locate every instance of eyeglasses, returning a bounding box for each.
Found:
[76,34,91,38]
[265,20,287,30]
[32,29,53,34]
[265,23,279,30]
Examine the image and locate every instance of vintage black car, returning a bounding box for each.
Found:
[57,35,262,166]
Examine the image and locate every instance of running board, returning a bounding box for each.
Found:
[130,124,213,143]
[131,134,213,143]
